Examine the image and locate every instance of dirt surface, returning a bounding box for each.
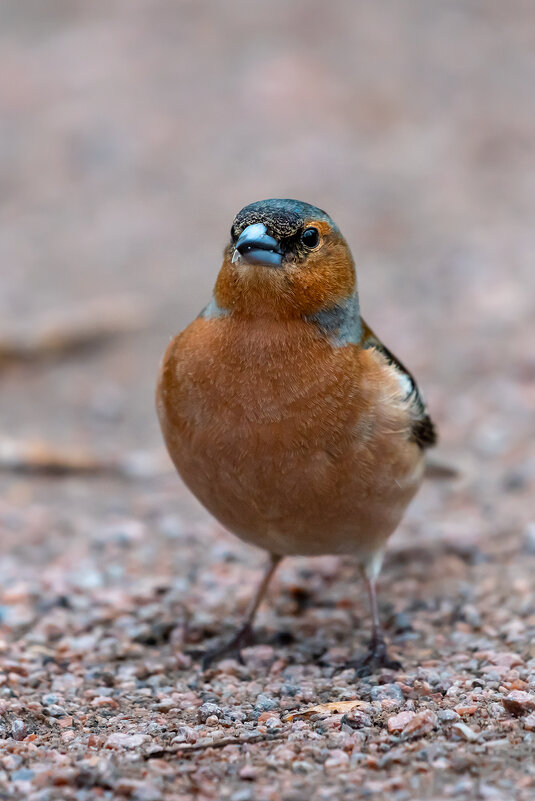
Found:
[1,1,535,799]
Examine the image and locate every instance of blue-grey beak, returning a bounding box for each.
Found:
[234,223,283,267]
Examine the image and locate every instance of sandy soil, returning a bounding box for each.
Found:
[1,1,534,798]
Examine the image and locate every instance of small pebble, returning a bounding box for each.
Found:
[239,765,260,780]
[388,710,416,732]
[438,709,460,722]
[255,693,279,711]
[402,709,437,738]
[341,709,373,730]
[106,733,149,749]
[197,702,223,722]
[523,712,535,731]
[324,750,350,771]
[454,704,478,716]
[451,722,479,741]
[11,720,27,741]
[370,684,404,704]
[502,690,535,716]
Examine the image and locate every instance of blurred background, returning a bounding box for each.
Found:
[3,0,535,458]
[0,0,534,694]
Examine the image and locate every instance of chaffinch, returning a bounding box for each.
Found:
[157,198,437,672]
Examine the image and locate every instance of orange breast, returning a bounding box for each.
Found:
[156,315,424,560]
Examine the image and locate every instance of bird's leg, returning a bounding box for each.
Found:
[202,554,282,669]
[340,554,401,676]
[359,574,401,672]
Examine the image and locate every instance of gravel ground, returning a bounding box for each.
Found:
[1,1,535,799]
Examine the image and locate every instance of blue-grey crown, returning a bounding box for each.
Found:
[231,198,336,241]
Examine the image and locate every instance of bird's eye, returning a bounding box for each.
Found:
[301,227,320,249]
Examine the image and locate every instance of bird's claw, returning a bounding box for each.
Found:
[201,622,255,670]
[340,635,402,677]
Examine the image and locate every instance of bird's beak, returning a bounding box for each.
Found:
[233,223,283,267]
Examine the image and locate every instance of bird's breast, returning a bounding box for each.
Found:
[156,315,424,557]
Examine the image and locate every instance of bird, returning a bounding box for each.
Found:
[156,198,437,672]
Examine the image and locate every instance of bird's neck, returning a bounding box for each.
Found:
[305,291,362,346]
[201,290,362,347]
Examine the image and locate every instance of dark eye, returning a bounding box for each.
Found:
[301,227,320,249]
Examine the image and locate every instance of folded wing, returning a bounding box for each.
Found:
[360,319,437,450]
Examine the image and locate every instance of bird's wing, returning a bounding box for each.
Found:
[359,318,437,449]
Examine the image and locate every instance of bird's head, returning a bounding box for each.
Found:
[214,199,358,322]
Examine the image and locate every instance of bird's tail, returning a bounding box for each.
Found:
[424,459,460,480]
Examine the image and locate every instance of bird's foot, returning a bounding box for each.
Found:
[201,622,255,670]
[341,635,401,677]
